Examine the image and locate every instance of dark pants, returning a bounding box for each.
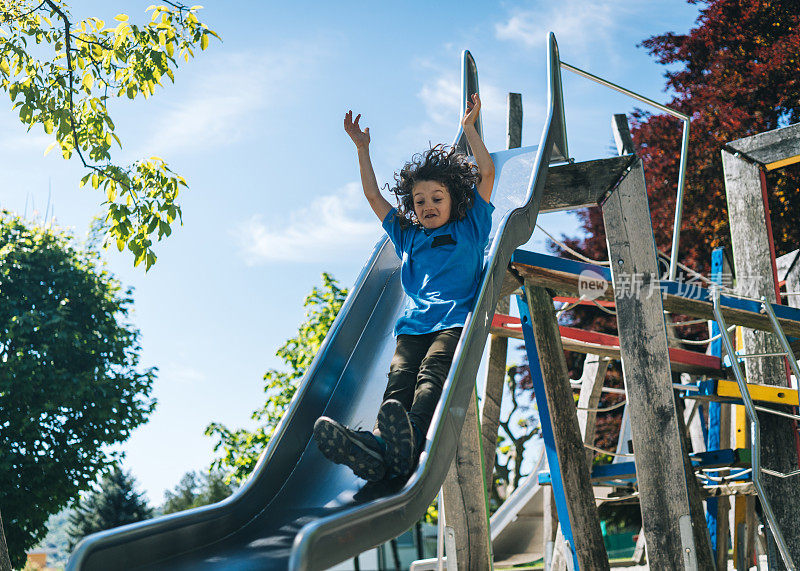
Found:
[380,327,463,439]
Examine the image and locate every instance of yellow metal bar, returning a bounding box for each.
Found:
[765,154,800,171]
[716,379,799,406]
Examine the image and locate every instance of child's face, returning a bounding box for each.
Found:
[412,180,452,230]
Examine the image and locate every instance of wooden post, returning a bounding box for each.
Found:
[601,158,706,569]
[441,386,492,570]
[575,354,610,466]
[722,139,800,569]
[543,488,558,571]
[480,302,507,496]
[523,284,609,570]
[480,92,523,494]
[609,114,713,569]
[507,93,522,149]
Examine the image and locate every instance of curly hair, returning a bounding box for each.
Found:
[388,144,480,227]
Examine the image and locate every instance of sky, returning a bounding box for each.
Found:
[1,0,703,504]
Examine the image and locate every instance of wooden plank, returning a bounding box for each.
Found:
[490,314,724,376]
[523,284,610,570]
[540,155,633,213]
[440,386,492,571]
[575,354,610,467]
[726,122,800,170]
[601,158,709,569]
[722,146,800,569]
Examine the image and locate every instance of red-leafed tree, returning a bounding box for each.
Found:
[542,0,800,458]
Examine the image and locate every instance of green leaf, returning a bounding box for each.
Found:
[82,72,94,90]
[114,14,130,22]
[200,33,208,51]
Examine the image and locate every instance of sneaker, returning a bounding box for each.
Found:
[313,417,386,482]
[377,399,415,478]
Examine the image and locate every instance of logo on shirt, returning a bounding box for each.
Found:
[432,234,457,248]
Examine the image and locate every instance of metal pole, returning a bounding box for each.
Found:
[560,61,691,281]
[437,489,445,571]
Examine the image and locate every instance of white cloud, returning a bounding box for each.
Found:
[414,67,543,154]
[142,44,324,155]
[494,0,637,65]
[235,182,382,265]
[160,362,206,385]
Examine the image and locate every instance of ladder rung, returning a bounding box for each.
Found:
[734,351,789,358]
[753,404,800,422]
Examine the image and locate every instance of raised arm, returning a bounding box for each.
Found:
[344,111,392,222]
[461,94,495,204]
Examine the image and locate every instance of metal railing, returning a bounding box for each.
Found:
[560,62,690,281]
[712,288,797,570]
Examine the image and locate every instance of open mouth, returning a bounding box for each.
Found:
[424,213,436,219]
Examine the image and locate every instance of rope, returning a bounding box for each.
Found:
[673,325,736,345]
[592,299,617,315]
[535,224,611,266]
[556,299,582,319]
[697,468,752,483]
[670,317,709,326]
[536,224,736,294]
[584,443,634,458]
[597,492,639,502]
[576,399,627,413]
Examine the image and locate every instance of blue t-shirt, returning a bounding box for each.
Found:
[382,191,495,336]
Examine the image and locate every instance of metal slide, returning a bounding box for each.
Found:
[67,34,568,571]
[490,449,547,567]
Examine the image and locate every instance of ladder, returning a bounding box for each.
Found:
[712,287,800,570]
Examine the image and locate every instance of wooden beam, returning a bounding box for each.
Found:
[601,158,709,569]
[440,387,492,571]
[540,155,633,213]
[722,145,800,568]
[726,122,800,171]
[523,284,610,570]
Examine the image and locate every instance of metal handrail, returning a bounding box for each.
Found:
[560,62,690,281]
[712,289,796,569]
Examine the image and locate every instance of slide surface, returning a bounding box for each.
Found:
[67,34,568,571]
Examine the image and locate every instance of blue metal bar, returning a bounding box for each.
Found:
[516,290,580,571]
[705,248,724,554]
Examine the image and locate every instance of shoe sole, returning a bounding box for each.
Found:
[313,417,386,482]
[377,400,414,477]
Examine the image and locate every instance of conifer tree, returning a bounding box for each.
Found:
[67,467,152,550]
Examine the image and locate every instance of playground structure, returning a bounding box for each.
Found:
[66,33,800,570]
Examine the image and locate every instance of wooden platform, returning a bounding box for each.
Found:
[509,250,800,338]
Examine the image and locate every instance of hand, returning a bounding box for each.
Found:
[344,110,370,149]
[461,93,481,128]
